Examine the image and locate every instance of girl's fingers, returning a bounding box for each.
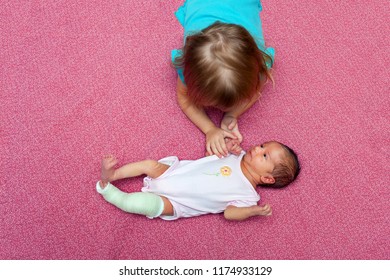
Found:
[223,130,237,140]
[211,142,223,158]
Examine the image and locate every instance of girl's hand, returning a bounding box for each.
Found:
[221,115,243,144]
[205,127,237,158]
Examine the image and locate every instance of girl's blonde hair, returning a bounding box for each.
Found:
[174,22,273,110]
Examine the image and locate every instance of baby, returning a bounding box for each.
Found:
[96,140,300,221]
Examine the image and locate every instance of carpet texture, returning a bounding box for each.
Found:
[1,0,389,259]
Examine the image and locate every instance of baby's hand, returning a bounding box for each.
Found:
[225,138,243,155]
[254,204,272,216]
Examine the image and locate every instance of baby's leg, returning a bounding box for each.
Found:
[97,156,173,217]
[96,183,173,217]
[100,156,170,188]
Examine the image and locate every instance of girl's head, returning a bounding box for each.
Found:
[174,22,273,111]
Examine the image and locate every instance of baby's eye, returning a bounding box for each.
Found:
[263,154,267,158]
[260,145,264,148]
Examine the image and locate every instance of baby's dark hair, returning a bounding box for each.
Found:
[260,142,301,189]
[173,22,273,110]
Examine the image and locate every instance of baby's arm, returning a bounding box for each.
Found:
[224,204,272,221]
[177,78,236,157]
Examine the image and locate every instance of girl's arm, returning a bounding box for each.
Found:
[177,77,215,135]
[225,92,260,119]
[221,93,260,143]
[224,204,272,221]
[176,78,236,157]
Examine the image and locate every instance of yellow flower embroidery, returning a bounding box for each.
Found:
[220,166,232,176]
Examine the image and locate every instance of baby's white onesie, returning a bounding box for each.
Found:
[142,152,260,220]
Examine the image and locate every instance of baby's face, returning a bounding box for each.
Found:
[243,142,284,177]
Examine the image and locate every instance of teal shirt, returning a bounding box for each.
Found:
[172,0,275,83]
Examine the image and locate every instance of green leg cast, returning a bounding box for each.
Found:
[96,182,164,218]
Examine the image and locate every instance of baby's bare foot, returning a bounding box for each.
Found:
[100,155,118,188]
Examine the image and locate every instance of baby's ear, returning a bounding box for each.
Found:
[260,175,275,185]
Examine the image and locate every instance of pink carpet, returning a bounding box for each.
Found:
[1,0,389,260]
